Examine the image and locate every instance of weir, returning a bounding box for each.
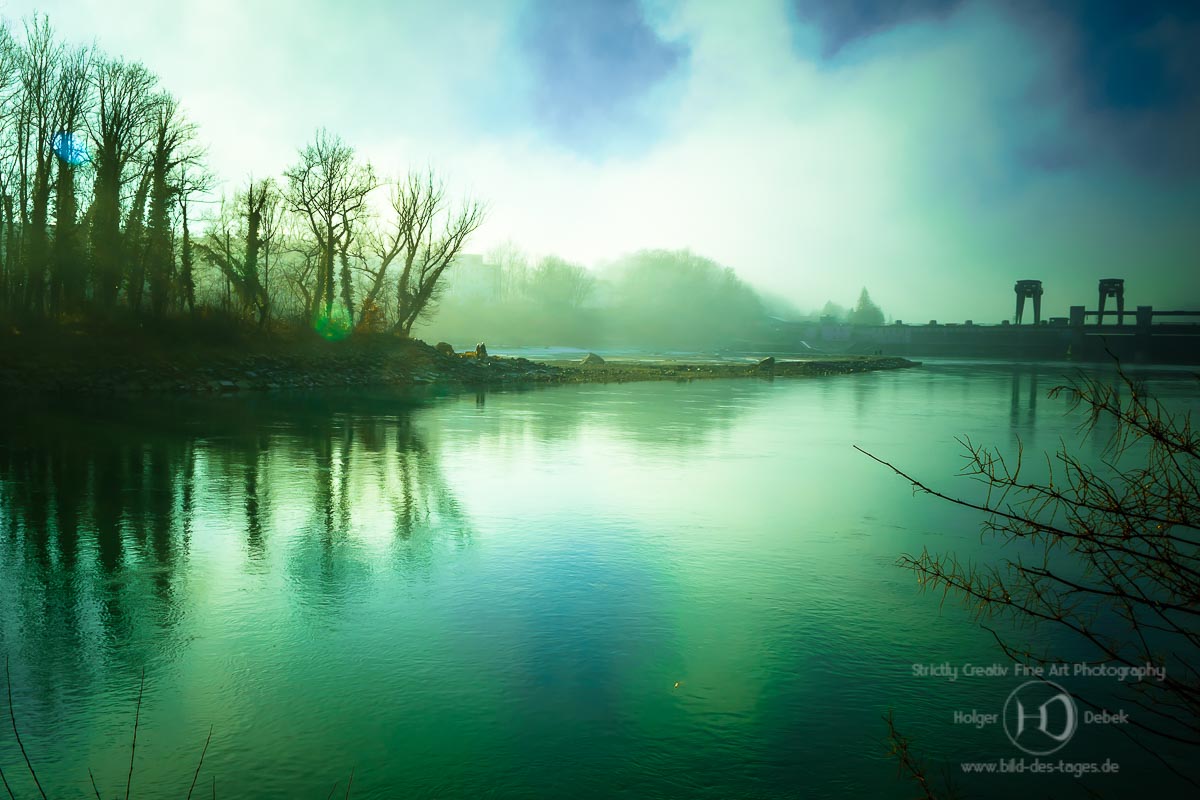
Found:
[764,278,1200,364]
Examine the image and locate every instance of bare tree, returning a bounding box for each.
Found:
[861,364,1200,788]
[282,242,319,321]
[144,92,197,315]
[88,56,156,310]
[196,179,276,324]
[485,239,530,302]
[257,179,283,326]
[240,177,275,325]
[528,255,594,310]
[0,21,23,311]
[283,129,375,325]
[123,164,151,309]
[17,14,62,313]
[174,160,212,315]
[49,44,91,314]
[370,169,484,335]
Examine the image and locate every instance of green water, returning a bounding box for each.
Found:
[1,361,1196,798]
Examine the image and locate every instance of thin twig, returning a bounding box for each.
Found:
[883,710,939,800]
[88,767,102,800]
[125,667,145,800]
[185,725,214,800]
[1,763,15,800]
[5,655,47,800]
[325,781,340,800]
[868,363,1200,779]
[345,767,355,799]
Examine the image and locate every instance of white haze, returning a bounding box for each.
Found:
[6,0,1198,323]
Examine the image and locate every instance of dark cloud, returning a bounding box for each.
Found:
[790,0,1200,174]
[1014,0,1200,173]
[789,0,964,57]
[518,0,686,156]
[1021,0,1200,114]
[1014,141,1086,175]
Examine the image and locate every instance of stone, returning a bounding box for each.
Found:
[580,352,605,366]
[757,356,775,368]
[435,341,455,357]
[475,342,488,358]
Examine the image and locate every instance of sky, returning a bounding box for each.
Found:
[2,0,1198,322]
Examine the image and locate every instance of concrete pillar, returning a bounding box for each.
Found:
[1098,279,1125,326]
[1014,280,1043,325]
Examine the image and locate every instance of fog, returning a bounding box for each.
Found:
[411,248,891,351]
[414,249,782,350]
[9,0,1195,325]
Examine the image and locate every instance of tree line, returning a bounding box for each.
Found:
[0,15,483,336]
[418,246,894,348]
[418,246,772,349]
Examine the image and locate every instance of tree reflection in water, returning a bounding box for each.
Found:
[0,393,469,727]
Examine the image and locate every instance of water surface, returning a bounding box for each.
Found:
[1,360,1196,798]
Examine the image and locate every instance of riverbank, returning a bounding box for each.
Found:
[0,323,920,395]
[538,354,920,383]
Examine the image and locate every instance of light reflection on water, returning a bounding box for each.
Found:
[0,361,1197,798]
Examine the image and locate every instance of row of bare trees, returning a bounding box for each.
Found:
[0,14,484,334]
[0,16,204,318]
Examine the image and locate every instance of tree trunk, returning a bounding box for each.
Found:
[27,158,52,315]
[180,201,195,314]
[146,170,174,315]
[91,150,124,310]
[323,224,335,318]
[339,246,354,327]
[124,170,152,312]
[52,161,81,314]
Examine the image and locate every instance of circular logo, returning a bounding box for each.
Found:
[1003,680,1078,755]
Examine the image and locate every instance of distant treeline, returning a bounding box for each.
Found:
[0,14,482,337]
[412,248,758,350]
[415,248,888,350]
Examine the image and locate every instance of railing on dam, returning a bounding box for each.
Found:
[1069,305,1200,330]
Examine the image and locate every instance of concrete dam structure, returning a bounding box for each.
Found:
[766,279,1200,365]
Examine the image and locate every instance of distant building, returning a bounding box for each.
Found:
[442,254,501,303]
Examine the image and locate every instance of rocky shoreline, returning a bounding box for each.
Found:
[0,330,921,396]
[539,352,921,384]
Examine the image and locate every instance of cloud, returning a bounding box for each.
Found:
[1011,0,1200,175]
[450,0,1197,321]
[516,0,688,156]
[789,0,965,57]
[1,0,1196,322]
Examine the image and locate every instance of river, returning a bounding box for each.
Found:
[1,359,1197,798]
